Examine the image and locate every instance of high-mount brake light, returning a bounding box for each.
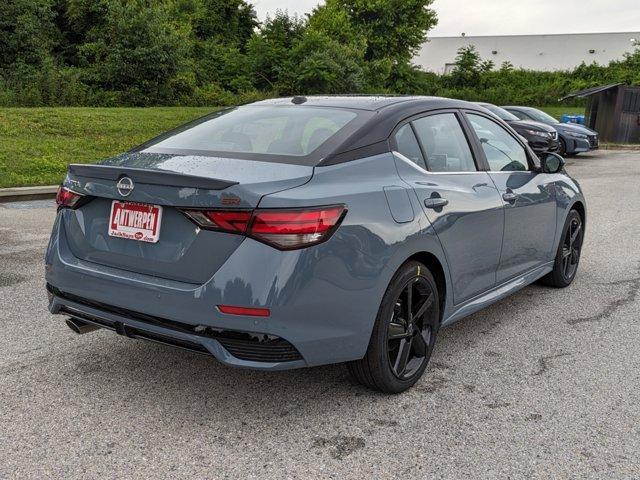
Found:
[55,186,84,209]
[181,205,346,250]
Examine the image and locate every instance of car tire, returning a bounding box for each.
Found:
[558,138,567,157]
[347,261,440,393]
[539,209,584,288]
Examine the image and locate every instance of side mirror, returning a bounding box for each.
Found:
[541,152,565,174]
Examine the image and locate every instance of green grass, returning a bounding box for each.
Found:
[0,107,214,188]
[0,105,586,188]
[538,105,585,120]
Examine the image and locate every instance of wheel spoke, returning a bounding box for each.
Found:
[570,223,582,244]
[393,338,412,376]
[413,292,434,320]
[412,330,428,357]
[571,247,580,264]
[562,247,572,259]
[406,284,413,324]
[388,321,409,340]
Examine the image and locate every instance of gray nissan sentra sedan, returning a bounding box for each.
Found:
[46,96,586,393]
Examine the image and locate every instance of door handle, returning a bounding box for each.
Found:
[502,192,518,203]
[424,197,449,209]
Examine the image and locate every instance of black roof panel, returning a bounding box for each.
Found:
[253,95,475,112]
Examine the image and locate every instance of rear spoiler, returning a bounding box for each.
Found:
[68,164,238,191]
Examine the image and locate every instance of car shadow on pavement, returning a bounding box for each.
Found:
[58,282,556,427]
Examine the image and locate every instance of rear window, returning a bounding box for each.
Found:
[481,104,520,122]
[141,105,361,162]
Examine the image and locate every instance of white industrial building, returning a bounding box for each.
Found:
[416,31,640,73]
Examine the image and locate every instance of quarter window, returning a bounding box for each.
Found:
[467,114,529,172]
[412,114,477,172]
[394,124,426,169]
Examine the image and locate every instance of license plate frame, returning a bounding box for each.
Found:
[108,201,163,243]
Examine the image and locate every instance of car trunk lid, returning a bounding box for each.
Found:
[60,153,313,284]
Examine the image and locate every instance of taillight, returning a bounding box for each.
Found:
[55,186,84,209]
[250,206,345,249]
[181,205,346,250]
[182,210,252,233]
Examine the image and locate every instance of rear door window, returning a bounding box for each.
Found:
[412,114,477,172]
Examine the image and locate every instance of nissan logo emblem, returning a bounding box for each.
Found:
[116,176,134,197]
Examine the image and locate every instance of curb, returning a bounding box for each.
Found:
[599,144,640,152]
[0,185,58,203]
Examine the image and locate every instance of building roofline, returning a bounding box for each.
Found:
[428,31,640,40]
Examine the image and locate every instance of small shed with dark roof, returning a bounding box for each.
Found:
[561,83,640,143]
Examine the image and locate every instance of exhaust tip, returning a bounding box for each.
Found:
[65,318,100,335]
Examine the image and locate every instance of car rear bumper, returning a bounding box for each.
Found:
[47,284,307,369]
[45,212,385,370]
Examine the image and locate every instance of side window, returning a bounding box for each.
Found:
[510,110,528,120]
[412,113,477,172]
[467,114,529,172]
[394,123,426,169]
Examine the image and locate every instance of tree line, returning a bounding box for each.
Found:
[1,0,638,107]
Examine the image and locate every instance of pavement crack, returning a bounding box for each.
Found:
[485,401,510,409]
[568,274,640,326]
[533,352,572,376]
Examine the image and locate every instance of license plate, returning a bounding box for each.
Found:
[108,201,162,243]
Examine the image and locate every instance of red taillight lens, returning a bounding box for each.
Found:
[249,206,345,249]
[182,210,252,233]
[217,305,270,317]
[55,186,83,209]
[182,205,346,250]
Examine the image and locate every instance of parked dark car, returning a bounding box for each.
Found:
[502,106,599,156]
[46,96,585,393]
[475,103,559,155]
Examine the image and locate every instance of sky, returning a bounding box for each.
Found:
[250,0,640,37]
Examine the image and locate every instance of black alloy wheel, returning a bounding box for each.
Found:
[540,209,584,288]
[387,276,437,379]
[348,261,440,393]
[561,214,583,281]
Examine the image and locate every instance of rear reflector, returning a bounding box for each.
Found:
[181,205,346,250]
[217,305,270,317]
[55,186,84,209]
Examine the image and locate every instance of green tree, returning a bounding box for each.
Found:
[189,0,257,47]
[246,10,305,90]
[308,0,437,89]
[278,30,367,94]
[449,45,483,87]
[0,0,57,70]
[78,0,189,104]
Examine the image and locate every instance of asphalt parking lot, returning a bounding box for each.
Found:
[1,150,639,479]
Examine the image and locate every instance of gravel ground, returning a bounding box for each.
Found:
[1,151,639,479]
